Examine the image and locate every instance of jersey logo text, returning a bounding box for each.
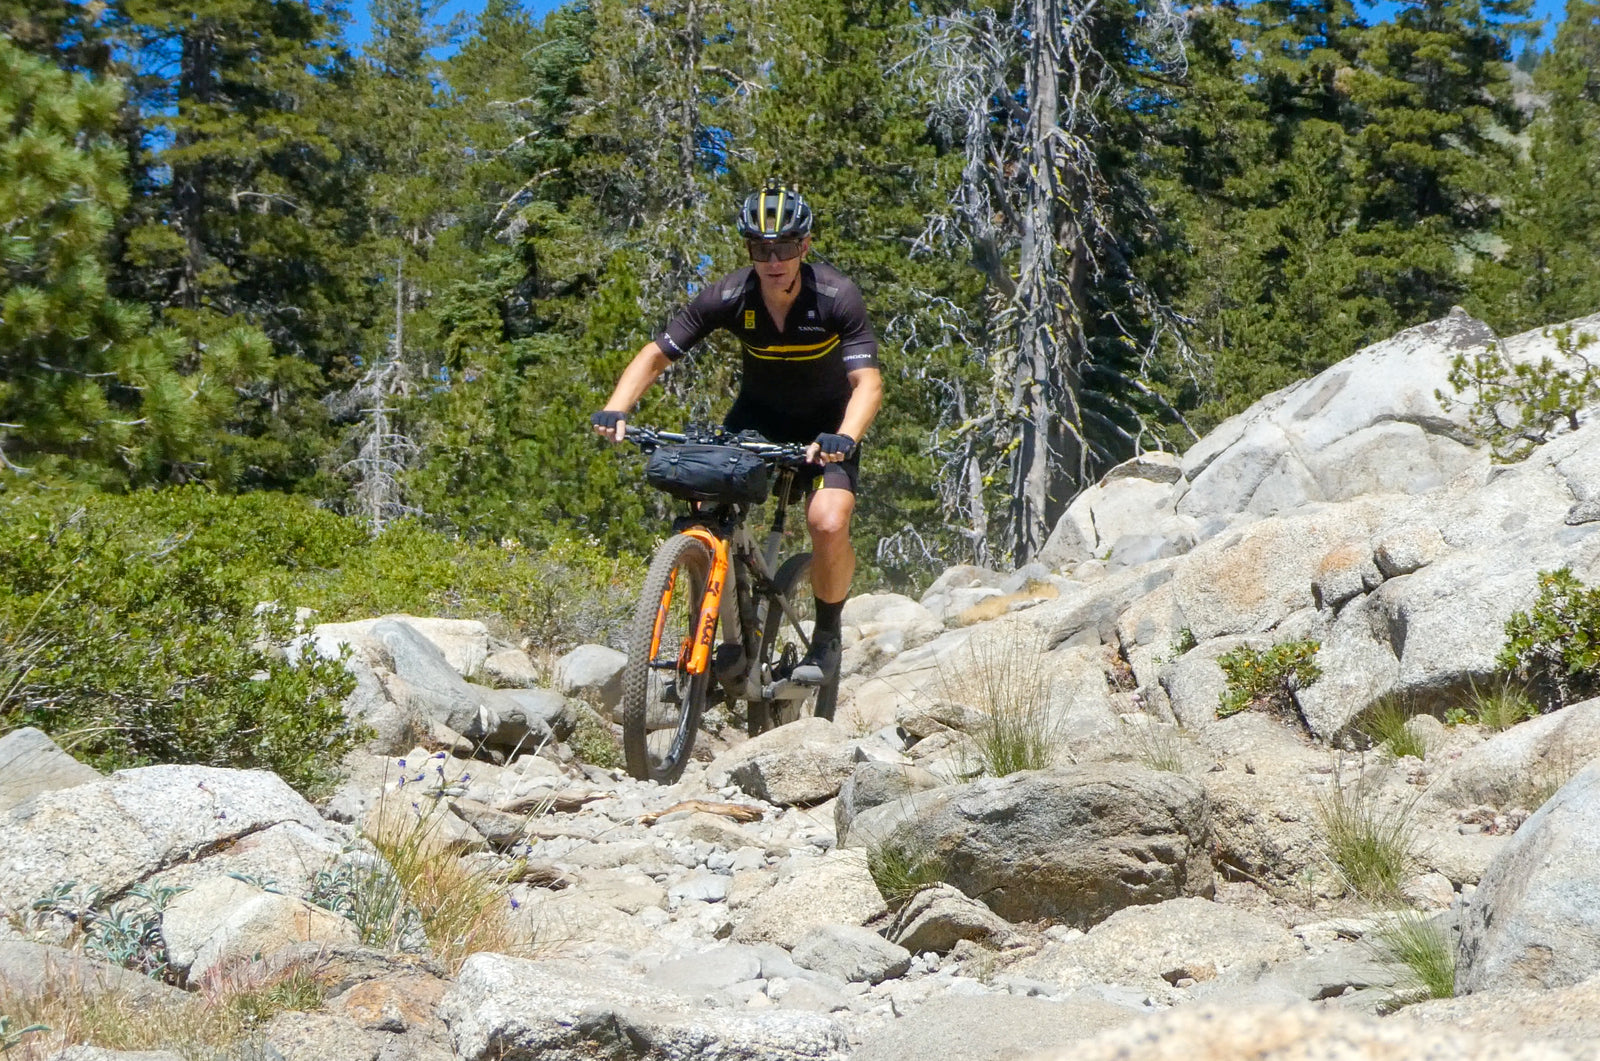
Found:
[744,310,756,329]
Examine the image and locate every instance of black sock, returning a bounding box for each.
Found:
[814,597,844,642]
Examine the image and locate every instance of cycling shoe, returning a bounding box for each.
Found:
[792,636,841,686]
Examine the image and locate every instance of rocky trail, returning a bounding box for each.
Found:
[6,308,1600,1060]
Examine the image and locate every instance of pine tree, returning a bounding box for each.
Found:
[1470,0,1600,330]
[0,39,257,483]
[113,0,367,487]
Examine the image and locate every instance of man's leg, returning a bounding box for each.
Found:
[794,486,854,684]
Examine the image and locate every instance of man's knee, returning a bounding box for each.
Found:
[807,490,855,541]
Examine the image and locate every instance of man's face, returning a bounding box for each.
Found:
[748,236,809,288]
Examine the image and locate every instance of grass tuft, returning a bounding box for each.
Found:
[940,621,1061,777]
[1361,695,1429,761]
[864,834,945,908]
[1375,912,1456,1000]
[1314,768,1419,905]
[567,712,623,769]
[363,796,525,974]
[1120,719,1189,773]
[1462,677,1538,732]
[0,955,326,1060]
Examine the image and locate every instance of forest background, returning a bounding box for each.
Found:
[4,0,1600,584]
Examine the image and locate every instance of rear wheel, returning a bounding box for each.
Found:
[752,552,839,731]
[622,534,713,782]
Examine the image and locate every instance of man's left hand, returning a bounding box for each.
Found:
[806,432,856,465]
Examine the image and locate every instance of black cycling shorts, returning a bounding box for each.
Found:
[778,449,860,503]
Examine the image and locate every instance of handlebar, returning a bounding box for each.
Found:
[622,426,813,466]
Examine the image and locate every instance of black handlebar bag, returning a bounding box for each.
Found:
[645,444,771,505]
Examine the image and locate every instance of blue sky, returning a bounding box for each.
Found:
[342,0,1569,53]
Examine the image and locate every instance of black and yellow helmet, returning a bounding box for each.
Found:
[737,181,813,240]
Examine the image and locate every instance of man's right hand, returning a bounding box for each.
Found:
[592,410,627,443]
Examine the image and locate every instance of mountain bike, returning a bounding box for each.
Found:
[616,425,841,783]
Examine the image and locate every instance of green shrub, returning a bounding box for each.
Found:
[1360,695,1428,761]
[1217,640,1322,721]
[566,713,623,769]
[0,485,644,795]
[0,489,362,795]
[1437,328,1600,463]
[1498,568,1600,711]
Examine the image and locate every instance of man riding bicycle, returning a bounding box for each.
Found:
[593,182,883,689]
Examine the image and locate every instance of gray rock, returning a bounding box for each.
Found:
[1458,759,1600,994]
[482,648,540,688]
[843,593,939,628]
[1422,697,1600,810]
[1293,594,1399,739]
[1313,542,1384,610]
[644,944,764,994]
[895,700,988,740]
[790,924,910,984]
[835,761,943,844]
[1373,525,1448,578]
[0,727,101,814]
[481,687,579,747]
[887,883,1020,955]
[708,717,857,807]
[1033,1002,1596,1061]
[261,1011,380,1061]
[1403,972,1600,1046]
[1176,309,1494,520]
[554,644,627,714]
[160,876,358,981]
[440,953,848,1060]
[1190,942,1402,1007]
[851,994,1142,1061]
[1566,500,1600,525]
[1012,897,1303,997]
[370,619,495,741]
[882,763,1212,927]
[0,940,187,1005]
[0,765,336,914]
[731,851,887,949]
[668,872,730,904]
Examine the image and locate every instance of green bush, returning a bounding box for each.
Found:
[1437,328,1600,463]
[0,485,645,793]
[1217,640,1322,721]
[0,489,362,794]
[1498,568,1600,711]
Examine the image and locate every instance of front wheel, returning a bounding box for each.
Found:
[621,534,713,782]
[752,552,839,732]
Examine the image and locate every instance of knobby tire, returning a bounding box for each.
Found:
[622,533,713,782]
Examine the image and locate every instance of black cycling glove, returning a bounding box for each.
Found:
[814,432,856,458]
[592,410,626,432]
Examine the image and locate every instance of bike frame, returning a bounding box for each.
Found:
[647,465,807,687]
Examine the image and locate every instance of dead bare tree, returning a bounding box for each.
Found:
[337,258,421,534]
[907,0,1199,563]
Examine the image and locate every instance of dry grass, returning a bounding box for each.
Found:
[0,956,324,1060]
[1119,719,1190,773]
[939,621,1063,777]
[364,794,526,973]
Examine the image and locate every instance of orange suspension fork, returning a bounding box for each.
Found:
[649,527,728,677]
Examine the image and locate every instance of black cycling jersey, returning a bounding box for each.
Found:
[655,262,879,444]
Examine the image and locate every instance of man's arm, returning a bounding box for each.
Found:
[594,342,672,442]
[808,367,883,463]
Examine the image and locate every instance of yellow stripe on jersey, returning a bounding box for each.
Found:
[742,336,840,361]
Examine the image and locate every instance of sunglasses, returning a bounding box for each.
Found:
[747,239,805,262]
